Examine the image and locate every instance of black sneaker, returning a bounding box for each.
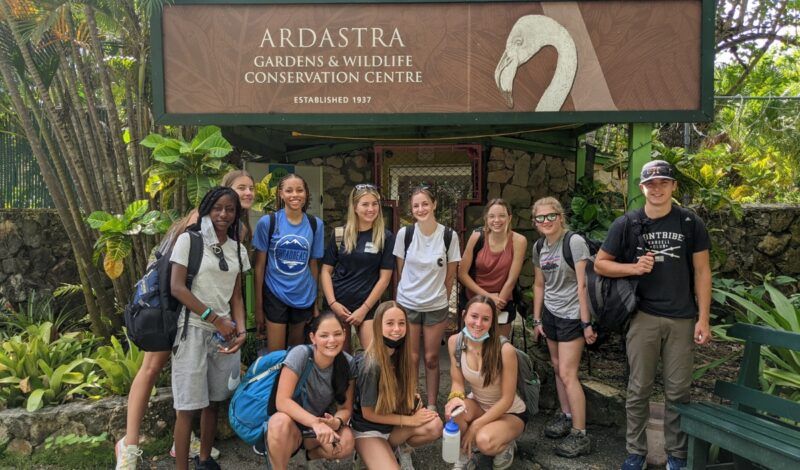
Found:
[193,455,221,470]
[555,429,592,458]
[544,412,572,438]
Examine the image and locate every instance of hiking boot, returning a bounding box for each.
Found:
[115,436,142,470]
[193,455,221,470]
[544,412,572,438]
[395,445,415,470]
[620,453,647,470]
[666,455,687,470]
[170,432,220,460]
[492,441,516,469]
[555,429,592,458]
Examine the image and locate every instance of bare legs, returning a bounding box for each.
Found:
[124,350,170,446]
[267,321,307,352]
[546,337,586,430]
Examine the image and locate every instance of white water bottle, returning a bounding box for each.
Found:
[442,418,461,463]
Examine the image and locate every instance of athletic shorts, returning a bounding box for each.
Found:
[542,307,583,342]
[263,283,313,325]
[353,429,391,440]
[171,323,241,411]
[405,306,450,326]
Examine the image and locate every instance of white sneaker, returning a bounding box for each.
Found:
[169,432,220,459]
[395,445,415,470]
[115,436,142,470]
[453,452,477,470]
[492,441,516,470]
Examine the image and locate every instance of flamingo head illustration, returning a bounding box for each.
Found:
[495,15,578,112]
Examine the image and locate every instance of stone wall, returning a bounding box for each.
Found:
[699,204,800,278]
[0,209,78,304]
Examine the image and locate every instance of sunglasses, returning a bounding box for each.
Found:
[211,244,228,272]
[641,165,674,179]
[533,213,560,223]
[354,183,377,191]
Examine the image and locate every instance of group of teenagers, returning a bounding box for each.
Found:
[115,158,714,470]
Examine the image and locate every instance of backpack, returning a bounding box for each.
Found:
[454,333,540,420]
[263,211,318,267]
[228,345,314,445]
[459,229,525,315]
[402,223,453,260]
[124,231,203,352]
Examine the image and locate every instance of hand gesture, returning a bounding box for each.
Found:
[346,306,367,326]
[633,253,655,275]
[219,330,246,353]
[331,302,350,320]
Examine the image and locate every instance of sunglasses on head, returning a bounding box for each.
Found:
[533,213,560,223]
[211,244,228,272]
[642,165,674,179]
[354,183,377,191]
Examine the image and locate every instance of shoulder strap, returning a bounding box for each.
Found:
[292,345,316,401]
[444,227,453,261]
[403,224,415,258]
[263,212,277,268]
[468,229,485,278]
[677,206,695,256]
[305,213,317,236]
[454,332,465,368]
[185,231,203,287]
[623,208,648,261]
[562,231,576,271]
[333,226,344,256]
[535,237,544,256]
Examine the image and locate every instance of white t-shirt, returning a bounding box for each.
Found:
[170,232,251,332]
[393,224,461,311]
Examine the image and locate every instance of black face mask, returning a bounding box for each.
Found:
[383,336,405,349]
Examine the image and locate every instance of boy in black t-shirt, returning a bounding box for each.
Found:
[594,160,712,470]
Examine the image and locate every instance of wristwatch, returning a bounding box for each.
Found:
[580,321,593,330]
[532,319,542,327]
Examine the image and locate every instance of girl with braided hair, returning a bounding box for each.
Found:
[169,187,250,470]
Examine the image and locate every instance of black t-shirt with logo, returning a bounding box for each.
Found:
[601,206,711,319]
[322,229,395,310]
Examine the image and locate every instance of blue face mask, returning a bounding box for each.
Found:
[462,326,490,343]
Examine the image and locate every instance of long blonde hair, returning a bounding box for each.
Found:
[366,301,416,415]
[343,185,385,253]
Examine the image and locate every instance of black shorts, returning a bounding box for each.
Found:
[263,283,313,325]
[511,411,528,425]
[497,300,518,325]
[542,307,582,342]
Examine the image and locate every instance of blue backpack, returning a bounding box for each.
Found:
[229,345,314,445]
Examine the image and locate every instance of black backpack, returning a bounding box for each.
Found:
[459,229,526,315]
[124,231,203,352]
[402,223,453,260]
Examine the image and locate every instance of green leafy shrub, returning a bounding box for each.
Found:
[90,334,145,396]
[568,177,624,241]
[0,323,101,411]
[0,291,87,341]
[712,277,800,401]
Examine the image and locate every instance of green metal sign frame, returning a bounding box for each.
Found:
[151,0,715,126]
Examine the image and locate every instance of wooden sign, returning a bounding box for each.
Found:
[152,0,714,125]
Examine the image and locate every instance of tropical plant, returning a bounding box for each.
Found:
[253,171,277,213]
[0,323,101,411]
[86,199,172,279]
[568,177,624,241]
[0,290,87,340]
[712,278,800,401]
[142,125,234,212]
[90,334,143,396]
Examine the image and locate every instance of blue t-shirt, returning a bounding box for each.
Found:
[253,209,324,308]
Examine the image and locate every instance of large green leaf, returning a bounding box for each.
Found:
[714,290,784,329]
[140,133,168,148]
[192,126,232,159]
[764,283,800,332]
[26,389,45,412]
[186,175,214,207]
[152,141,182,163]
[99,216,127,234]
[106,238,132,262]
[86,211,114,229]
[123,200,149,223]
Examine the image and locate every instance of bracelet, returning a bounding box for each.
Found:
[330,300,338,307]
[200,308,212,320]
[447,391,465,401]
[532,319,542,326]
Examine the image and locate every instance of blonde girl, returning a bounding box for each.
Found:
[458,198,527,339]
[352,301,442,469]
[253,174,324,351]
[321,184,395,351]
[445,296,526,470]
[531,196,595,458]
[393,185,461,411]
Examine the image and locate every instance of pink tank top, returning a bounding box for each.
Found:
[460,351,526,414]
[470,236,514,298]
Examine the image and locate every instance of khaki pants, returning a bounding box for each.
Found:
[625,311,694,459]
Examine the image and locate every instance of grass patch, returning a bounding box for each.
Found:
[140,433,172,458]
[0,441,114,469]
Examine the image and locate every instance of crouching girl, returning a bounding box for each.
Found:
[169,187,249,470]
[352,301,442,469]
[266,312,356,469]
[445,296,526,470]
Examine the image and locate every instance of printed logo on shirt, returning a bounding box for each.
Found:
[639,231,684,263]
[274,234,310,276]
[364,242,378,254]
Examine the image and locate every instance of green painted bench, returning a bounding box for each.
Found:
[674,323,800,469]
